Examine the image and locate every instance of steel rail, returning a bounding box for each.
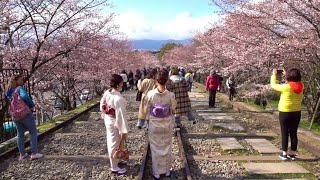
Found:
[0,102,99,161]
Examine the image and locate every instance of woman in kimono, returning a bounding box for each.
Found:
[145,70,177,179]
[100,74,129,175]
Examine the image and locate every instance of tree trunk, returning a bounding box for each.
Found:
[72,93,77,108]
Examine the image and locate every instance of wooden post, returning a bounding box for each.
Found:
[309,92,320,130]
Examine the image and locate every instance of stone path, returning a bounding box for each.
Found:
[195,108,222,112]
[245,139,280,154]
[201,115,235,121]
[213,122,245,131]
[243,162,309,174]
[188,90,311,177]
[216,137,244,150]
[197,112,229,116]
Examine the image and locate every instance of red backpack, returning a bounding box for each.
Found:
[9,87,31,120]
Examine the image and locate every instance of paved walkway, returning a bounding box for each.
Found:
[188,84,314,177]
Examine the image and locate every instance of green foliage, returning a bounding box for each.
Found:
[157,42,182,60]
[300,120,320,135]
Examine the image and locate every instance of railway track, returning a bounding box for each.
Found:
[138,127,192,180]
[1,90,320,179]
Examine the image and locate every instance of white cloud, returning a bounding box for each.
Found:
[114,11,221,40]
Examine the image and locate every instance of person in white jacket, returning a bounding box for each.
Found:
[120,70,128,92]
[100,74,129,175]
[226,74,236,101]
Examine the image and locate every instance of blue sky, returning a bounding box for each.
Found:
[109,0,221,40]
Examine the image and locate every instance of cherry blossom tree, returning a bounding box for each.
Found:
[0,0,151,122]
[162,43,198,68]
[182,0,320,118]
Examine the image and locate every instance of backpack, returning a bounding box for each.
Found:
[9,87,31,121]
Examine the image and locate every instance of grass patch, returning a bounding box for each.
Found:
[37,96,100,133]
[244,99,268,111]
[0,141,16,153]
[300,120,320,135]
[193,82,207,93]
[267,100,279,107]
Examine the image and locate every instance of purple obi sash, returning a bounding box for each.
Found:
[150,104,171,118]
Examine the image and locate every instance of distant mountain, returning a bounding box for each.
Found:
[132,39,190,51]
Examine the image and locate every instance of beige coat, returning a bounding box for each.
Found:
[138,78,157,119]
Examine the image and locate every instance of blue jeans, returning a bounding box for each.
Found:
[175,112,195,124]
[14,114,39,154]
[136,119,148,128]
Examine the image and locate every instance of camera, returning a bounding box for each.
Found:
[276,69,284,82]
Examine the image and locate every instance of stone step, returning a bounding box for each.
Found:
[200,119,237,123]
[244,178,308,180]
[243,162,309,174]
[245,138,279,154]
[201,115,235,121]
[183,132,277,138]
[216,137,245,150]
[189,93,206,97]
[191,100,209,103]
[213,122,245,131]
[192,155,316,161]
[194,108,223,112]
[197,112,229,116]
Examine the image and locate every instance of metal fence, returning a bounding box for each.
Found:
[0,69,31,143]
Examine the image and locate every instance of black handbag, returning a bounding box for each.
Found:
[136,91,143,101]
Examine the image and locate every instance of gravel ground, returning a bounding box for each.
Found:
[39,133,146,156]
[143,140,185,180]
[62,120,145,134]
[180,119,233,133]
[4,89,316,179]
[189,160,245,180]
[0,158,141,180]
[39,134,107,155]
[183,137,221,156]
[0,91,147,180]
[62,121,106,133]
[172,136,180,156]
[229,113,270,134]
[183,137,259,156]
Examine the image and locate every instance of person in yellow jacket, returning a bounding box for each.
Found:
[271,68,304,160]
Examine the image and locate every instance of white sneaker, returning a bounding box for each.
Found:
[19,153,28,161]
[117,168,127,175]
[111,167,127,175]
[153,174,160,179]
[30,153,43,160]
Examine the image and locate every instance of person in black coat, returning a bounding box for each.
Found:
[135,69,142,90]
[128,70,134,90]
